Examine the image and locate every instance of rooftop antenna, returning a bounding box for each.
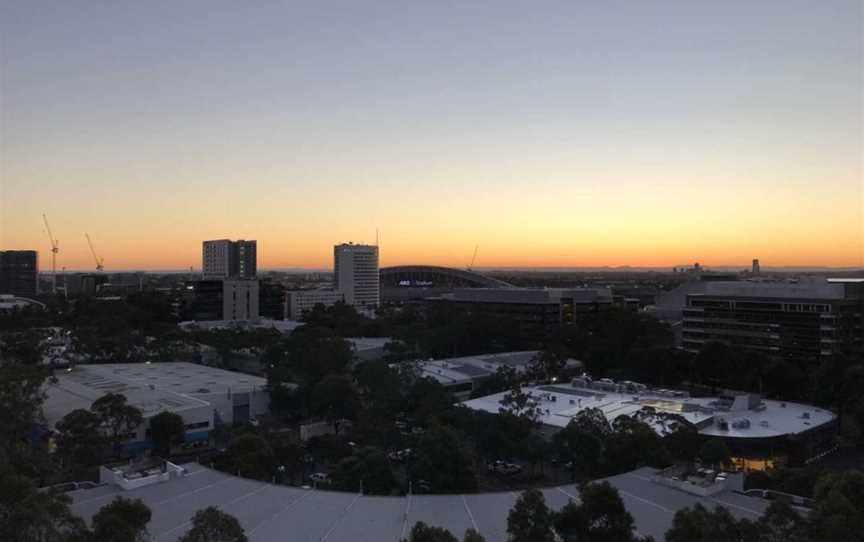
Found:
[42,214,59,294]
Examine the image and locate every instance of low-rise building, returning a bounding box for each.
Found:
[284,289,345,320]
[432,287,613,340]
[44,362,278,451]
[416,351,541,398]
[462,376,836,470]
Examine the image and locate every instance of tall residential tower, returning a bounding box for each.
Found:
[334,243,379,308]
[202,239,257,279]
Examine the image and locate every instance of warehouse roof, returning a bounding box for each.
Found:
[43,363,268,426]
[67,464,768,541]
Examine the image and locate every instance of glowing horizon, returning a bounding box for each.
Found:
[2,1,862,272]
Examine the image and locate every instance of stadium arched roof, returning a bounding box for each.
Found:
[380,265,514,289]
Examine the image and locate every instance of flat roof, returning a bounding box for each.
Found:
[43,363,268,427]
[696,281,847,300]
[461,384,835,439]
[347,337,391,351]
[418,351,540,386]
[67,464,768,542]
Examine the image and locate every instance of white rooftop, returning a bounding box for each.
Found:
[462,382,835,439]
[418,351,540,386]
[44,363,268,427]
[67,463,768,542]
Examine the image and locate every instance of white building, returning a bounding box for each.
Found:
[334,243,379,308]
[203,240,232,278]
[285,289,345,320]
[44,362,280,452]
[462,376,837,470]
[223,280,260,321]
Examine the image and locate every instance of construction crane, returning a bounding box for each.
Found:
[85,233,104,272]
[467,244,479,272]
[42,214,59,293]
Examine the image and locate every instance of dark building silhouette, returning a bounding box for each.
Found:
[0,250,38,297]
[683,280,864,363]
[259,279,286,320]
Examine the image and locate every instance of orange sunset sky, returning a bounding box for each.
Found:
[1,2,862,271]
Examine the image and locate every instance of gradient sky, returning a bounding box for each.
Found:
[1,1,862,271]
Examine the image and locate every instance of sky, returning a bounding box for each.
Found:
[1,0,862,271]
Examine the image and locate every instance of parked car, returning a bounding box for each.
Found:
[309,472,331,484]
[487,460,522,475]
[387,448,414,462]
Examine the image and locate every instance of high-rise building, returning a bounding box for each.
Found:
[752,259,761,274]
[202,240,257,279]
[682,280,864,363]
[0,250,38,297]
[334,243,379,308]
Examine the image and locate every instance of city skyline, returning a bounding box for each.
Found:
[2,1,862,271]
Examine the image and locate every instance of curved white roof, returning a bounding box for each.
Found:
[68,464,767,542]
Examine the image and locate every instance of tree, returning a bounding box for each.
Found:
[55,409,106,477]
[91,393,143,455]
[554,482,641,542]
[227,434,275,481]
[0,470,88,542]
[331,446,396,495]
[606,417,670,472]
[808,470,864,540]
[699,440,731,470]
[665,503,760,542]
[149,411,185,458]
[179,507,248,542]
[462,530,486,542]
[552,417,606,480]
[402,521,458,542]
[91,497,152,542]
[412,425,477,493]
[499,383,542,424]
[0,364,49,462]
[757,499,807,542]
[530,348,567,381]
[506,488,555,542]
[311,374,359,434]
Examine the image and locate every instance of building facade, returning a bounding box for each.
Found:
[334,243,379,308]
[202,239,257,279]
[0,250,38,297]
[682,281,864,363]
[285,289,345,320]
[186,279,260,322]
[432,287,613,340]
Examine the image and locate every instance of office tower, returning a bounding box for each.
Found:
[334,243,379,308]
[0,250,38,297]
[752,259,761,274]
[682,280,864,363]
[202,239,257,279]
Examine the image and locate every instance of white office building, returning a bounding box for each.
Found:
[334,243,379,308]
[223,280,259,321]
[285,289,345,320]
